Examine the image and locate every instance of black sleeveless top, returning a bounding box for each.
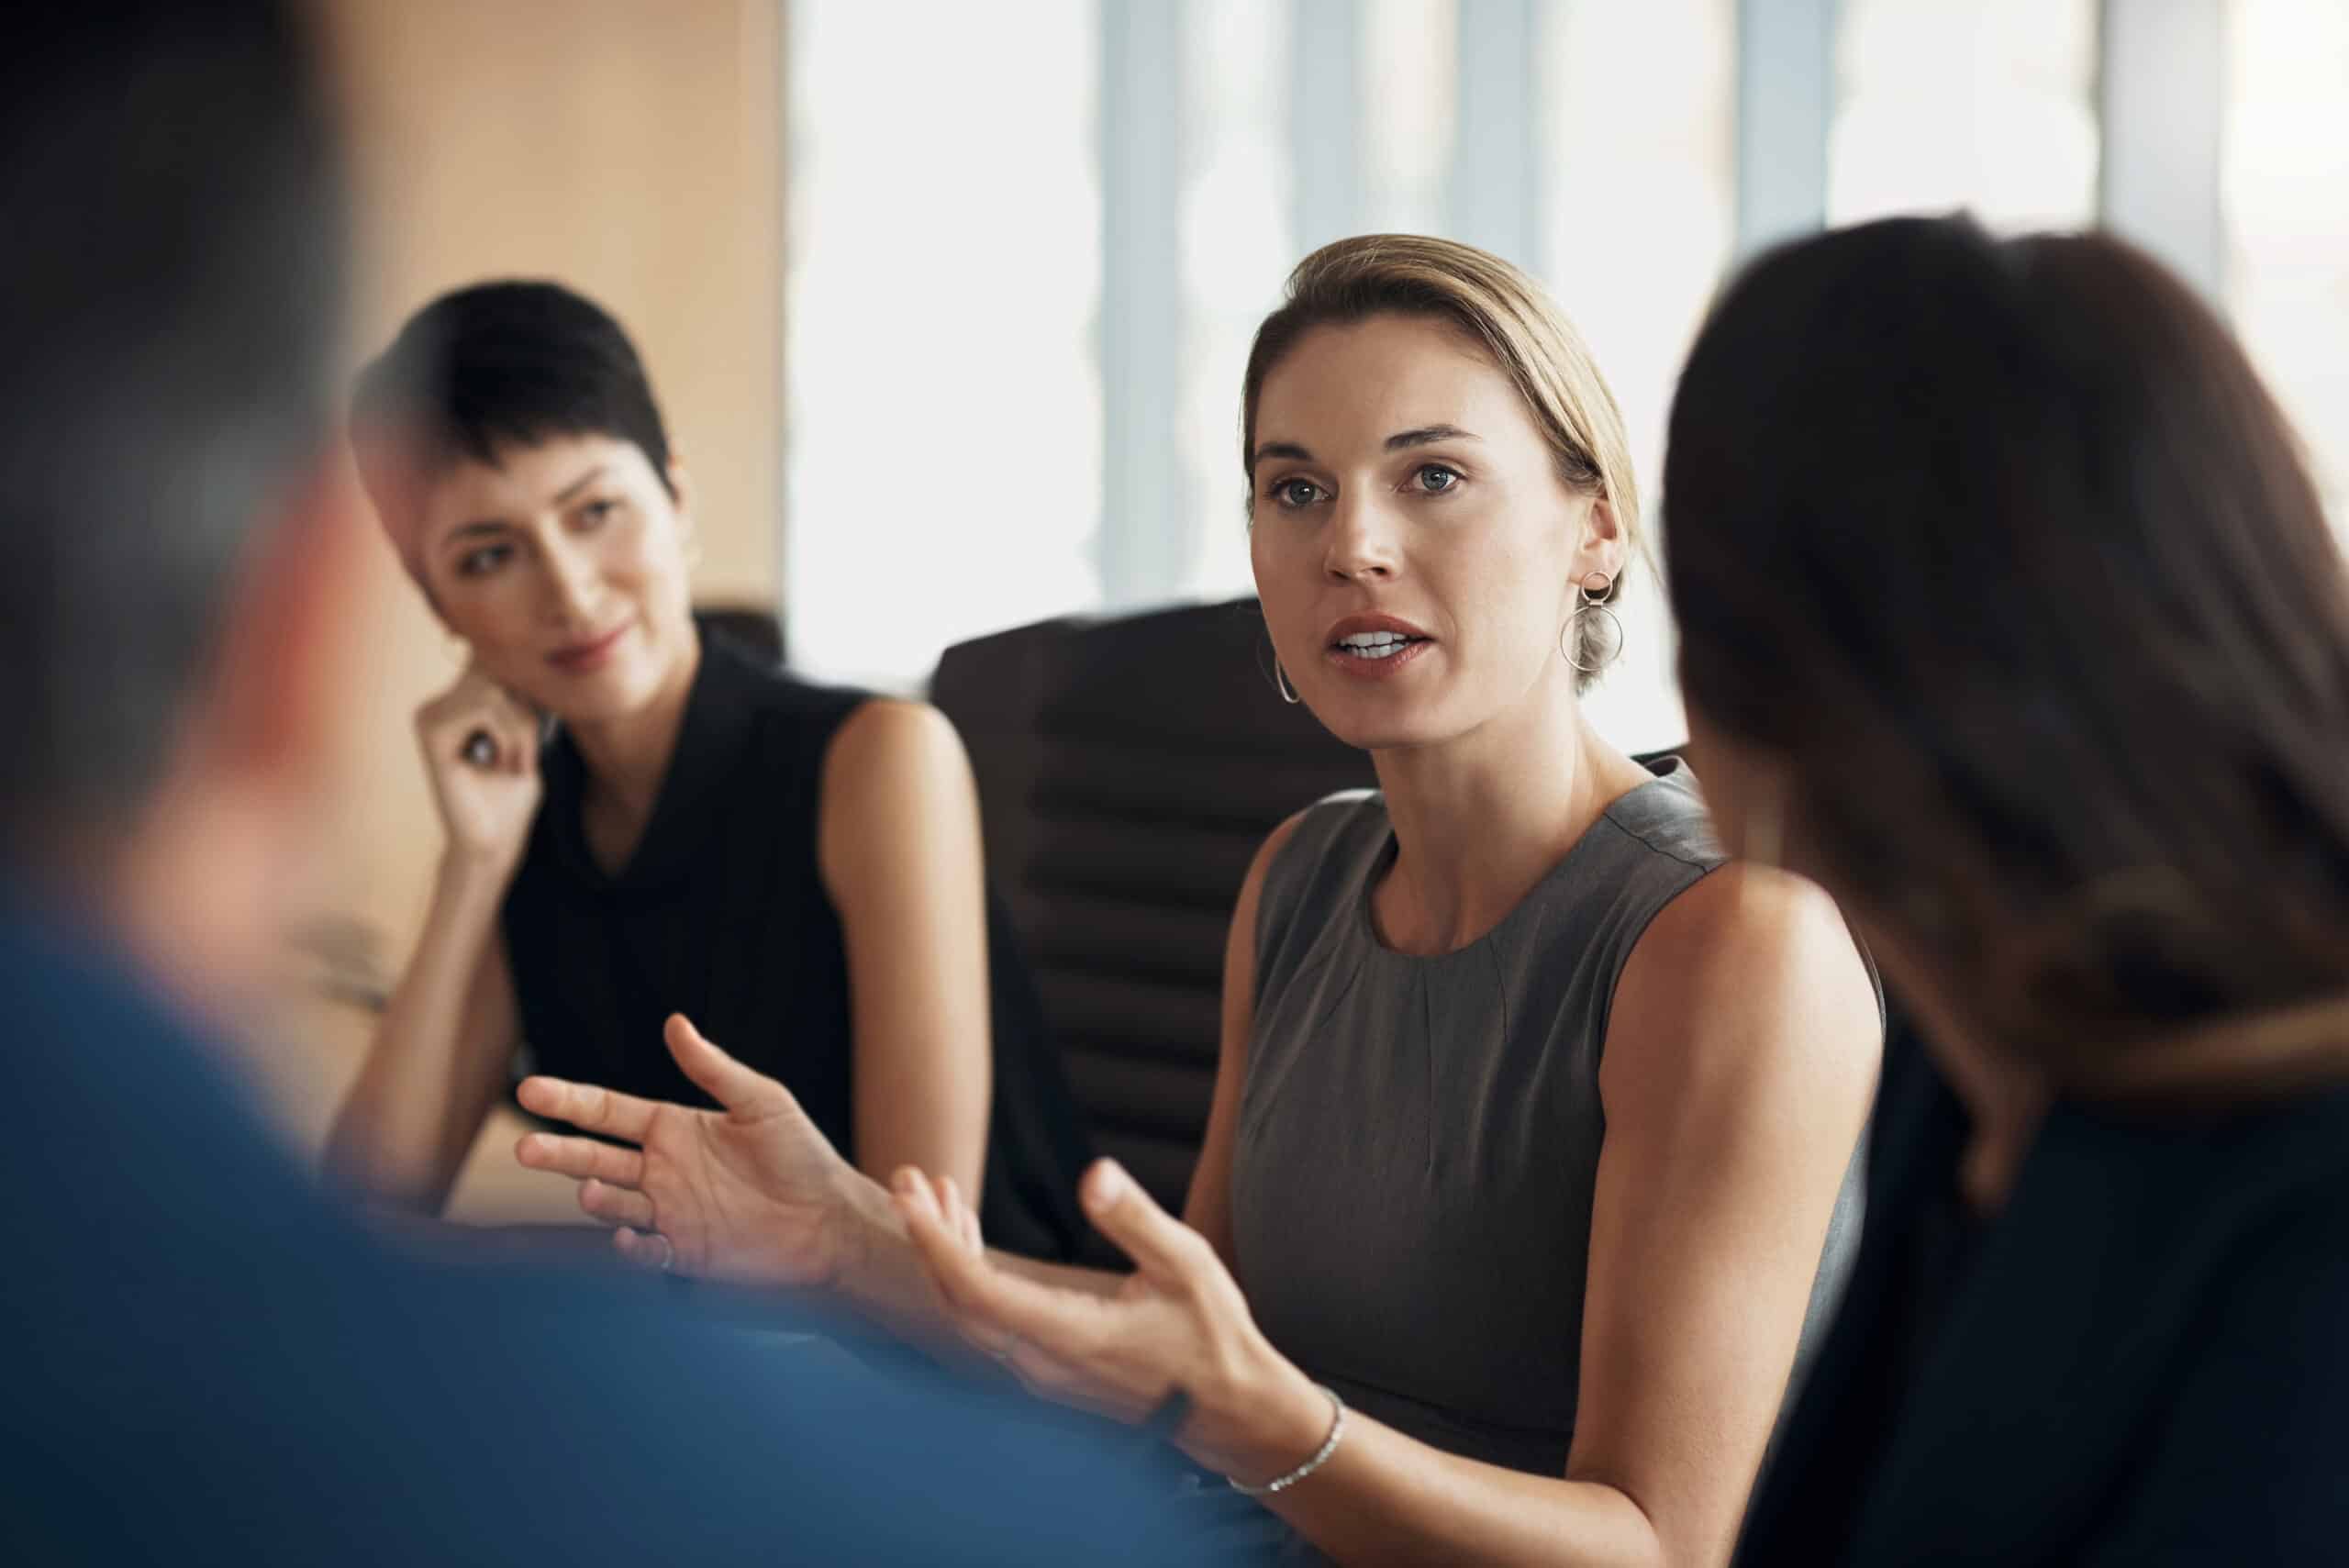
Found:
[501,628,1091,1260]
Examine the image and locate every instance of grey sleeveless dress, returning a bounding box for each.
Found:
[1229,758,1868,1478]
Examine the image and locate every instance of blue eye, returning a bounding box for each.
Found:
[576,497,618,528]
[1273,478,1324,509]
[1415,464,1462,494]
[457,544,512,578]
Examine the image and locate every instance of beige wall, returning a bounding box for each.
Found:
[325,0,783,936]
[256,0,783,1216]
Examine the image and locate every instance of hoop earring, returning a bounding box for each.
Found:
[1560,571,1622,673]
[1273,660,1300,705]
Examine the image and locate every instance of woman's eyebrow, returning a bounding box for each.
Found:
[1385,424,1481,450]
[1251,439,1315,468]
[549,462,609,504]
[443,517,510,545]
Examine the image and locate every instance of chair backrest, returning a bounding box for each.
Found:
[699,602,785,666]
[931,598,1375,1210]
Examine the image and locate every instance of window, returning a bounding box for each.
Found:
[2224,0,2349,524]
[784,0,2336,702]
[1828,0,2100,230]
[784,0,1101,690]
[1541,0,1735,751]
[1175,0,1295,606]
[1360,0,1457,237]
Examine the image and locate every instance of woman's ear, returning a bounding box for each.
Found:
[665,453,703,576]
[205,456,374,797]
[1569,493,1625,586]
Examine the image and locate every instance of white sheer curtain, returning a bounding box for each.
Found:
[782,0,2340,695]
[784,1,1101,691]
[2225,0,2349,529]
[1827,0,2100,230]
[1541,0,1735,752]
[1176,0,1295,607]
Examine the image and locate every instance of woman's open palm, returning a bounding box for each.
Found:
[514,1014,858,1287]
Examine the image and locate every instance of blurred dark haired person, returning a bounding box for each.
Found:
[1663,215,2349,1564]
[0,3,1193,1562]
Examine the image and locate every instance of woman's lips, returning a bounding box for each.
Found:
[1322,635,1432,681]
[1318,613,1435,684]
[547,618,632,674]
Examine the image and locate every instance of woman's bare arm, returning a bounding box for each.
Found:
[324,861,522,1211]
[818,700,993,1198]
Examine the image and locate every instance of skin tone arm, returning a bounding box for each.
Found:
[323,668,541,1211]
[817,700,992,1198]
[896,864,1881,1568]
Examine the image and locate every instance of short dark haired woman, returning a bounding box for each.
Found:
[326,280,1087,1259]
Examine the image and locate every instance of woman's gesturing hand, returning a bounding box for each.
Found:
[894,1157,1332,1488]
[514,1014,863,1287]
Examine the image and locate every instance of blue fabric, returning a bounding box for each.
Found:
[0,885,1199,1565]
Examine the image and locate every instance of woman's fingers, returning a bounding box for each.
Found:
[1077,1160,1213,1285]
[899,1171,977,1293]
[897,1173,1011,1351]
[458,662,537,726]
[928,1173,1009,1350]
[579,1176,656,1230]
[421,671,537,767]
[612,1227,674,1272]
[895,1166,942,1225]
[665,1014,794,1118]
[894,1174,1151,1416]
[514,1129,647,1187]
[929,1173,980,1256]
[896,1177,1106,1364]
[516,1076,659,1143]
[939,1173,982,1255]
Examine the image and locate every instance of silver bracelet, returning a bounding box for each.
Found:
[1228,1384,1347,1496]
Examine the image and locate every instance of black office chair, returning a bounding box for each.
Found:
[931,598,1375,1211]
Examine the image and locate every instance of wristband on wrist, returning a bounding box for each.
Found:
[1228,1384,1346,1497]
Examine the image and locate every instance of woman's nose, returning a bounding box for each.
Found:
[1323,492,1401,583]
[540,537,602,622]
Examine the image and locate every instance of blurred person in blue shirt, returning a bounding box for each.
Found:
[0,5,1198,1563]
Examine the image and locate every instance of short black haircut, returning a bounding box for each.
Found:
[350,281,677,529]
[0,0,345,847]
